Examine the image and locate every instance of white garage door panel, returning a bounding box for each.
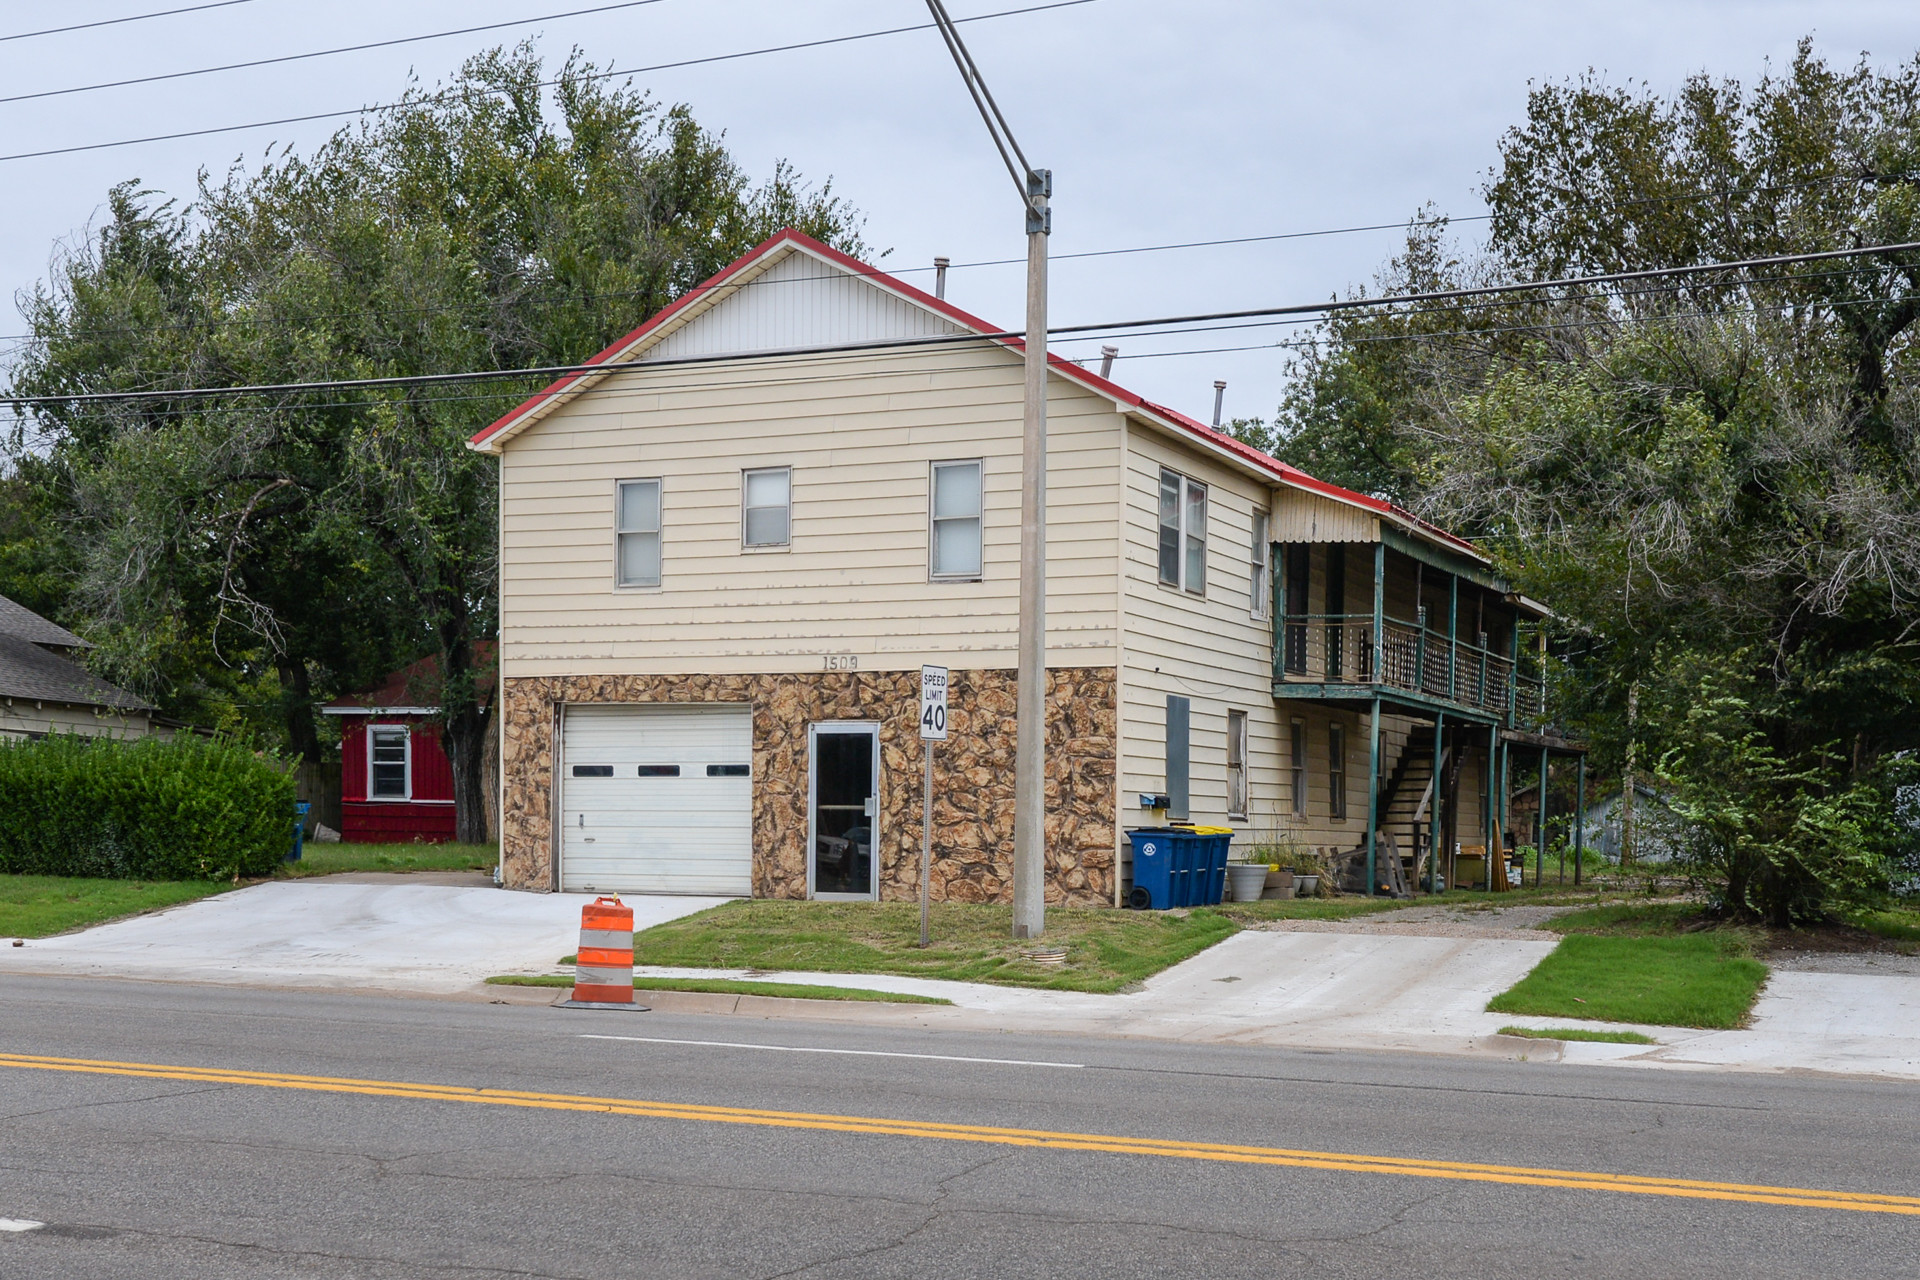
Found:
[561,705,753,895]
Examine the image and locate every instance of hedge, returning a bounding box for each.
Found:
[0,733,297,881]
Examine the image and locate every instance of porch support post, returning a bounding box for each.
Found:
[1372,542,1385,684]
[1537,744,1550,891]
[1483,724,1496,888]
[1274,539,1288,683]
[1429,711,1446,892]
[1573,752,1586,886]
[1447,574,1459,701]
[1366,697,1381,897]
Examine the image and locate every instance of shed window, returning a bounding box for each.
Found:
[616,479,662,587]
[742,467,791,548]
[930,460,983,579]
[369,725,409,799]
[1157,468,1207,594]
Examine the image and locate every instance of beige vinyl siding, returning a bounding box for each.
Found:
[1117,423,1289,839]
[499,344,1123,676]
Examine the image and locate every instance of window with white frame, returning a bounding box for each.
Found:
[1157,468,1207,594]
[1250,508,1270,619]
[615,478,662,587]
[368,724,409,799]
[1288,718,1306,816]
[1226,709,1249,821]
[930,460,983,579]
[1329,722,1348,821]
[742,467,791,548]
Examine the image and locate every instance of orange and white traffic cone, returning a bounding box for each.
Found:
[557,895,648,1011]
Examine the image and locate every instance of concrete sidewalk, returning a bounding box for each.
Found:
[0,878,725,994]
[602,929,1920,1082]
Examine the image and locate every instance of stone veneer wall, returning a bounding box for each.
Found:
[499,667,1117,907]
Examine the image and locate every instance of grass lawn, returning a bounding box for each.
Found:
[1210,896,1409,923]
[0,875,231,939]
[486,974,951,1004]
[1488,933,1768,1028]
[1497,1025,1657,1045]
[1854,905,1920,947]
[278,842,496,878]
[626,900,1240,994]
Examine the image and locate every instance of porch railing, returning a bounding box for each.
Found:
[1277,610,1537,725]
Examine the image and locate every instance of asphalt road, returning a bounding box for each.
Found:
[0,976,1915,1279]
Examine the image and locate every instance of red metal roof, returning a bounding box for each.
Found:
[323,641,497,712]
[468,228,1484,560]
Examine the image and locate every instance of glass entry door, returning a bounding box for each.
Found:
[809,723,877,898]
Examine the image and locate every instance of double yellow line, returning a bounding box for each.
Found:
[3,1049,1915,1217]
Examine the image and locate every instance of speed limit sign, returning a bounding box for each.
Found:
[919,665,949,740]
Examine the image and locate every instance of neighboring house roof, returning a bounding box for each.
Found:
[466,227,1487,566]
[0,631,149,711]
[0,594,89,650]
[321,642,498,715]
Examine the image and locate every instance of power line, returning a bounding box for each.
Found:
[8,212,1892,353]
[0,0,254,44]
[10,239,1917,409]
[0,1,670,108]
[27,285,1886,432]
[0,0,1099,165]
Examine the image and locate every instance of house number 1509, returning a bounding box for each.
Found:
[823,654,859,671]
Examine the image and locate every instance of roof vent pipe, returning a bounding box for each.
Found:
[1098,345,1118,379]
[933,256,950,300]
[1212,380,1228,431]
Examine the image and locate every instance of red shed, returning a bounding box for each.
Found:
[321,647,493,844]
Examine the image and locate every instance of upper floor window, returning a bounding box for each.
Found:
[1158,468,1207,594]
[930,460,983,579]
[616,478,662,587]
[742,467,791,548]
[369,724,409,799]
[1250,508,1270,619]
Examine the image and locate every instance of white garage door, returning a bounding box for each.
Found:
[560,704,753,895]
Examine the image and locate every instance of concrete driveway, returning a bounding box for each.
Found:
[0,877,727,995]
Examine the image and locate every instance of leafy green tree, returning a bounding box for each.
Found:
[8,45,865,839]
[1256,41,1920,918]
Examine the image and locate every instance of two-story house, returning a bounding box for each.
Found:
[473,229,1572,903]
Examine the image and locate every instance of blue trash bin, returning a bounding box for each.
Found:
[289,801,311,863]
[1127,828,1231,909]
[1125,829,1176,909]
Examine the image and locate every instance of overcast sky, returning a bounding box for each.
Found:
[4,0,1917,421]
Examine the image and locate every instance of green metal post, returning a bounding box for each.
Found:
[1372,542,1385,685]
[1447,575,1459,701]
[1573,753,1586,886]
[1366,697,1381,897]
[1429,712,1445,892]
[1485,724,1497,891]
[1274,540,1287,683]
[1537,745,1549,891]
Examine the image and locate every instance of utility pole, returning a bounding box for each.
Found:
[924,0,1050,939]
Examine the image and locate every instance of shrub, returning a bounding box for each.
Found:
[0,733,296,880]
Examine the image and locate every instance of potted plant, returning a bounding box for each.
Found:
[1227,858,1273,903]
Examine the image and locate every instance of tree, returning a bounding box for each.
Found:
[1255,42,1920,919]
[9,45,867,839]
